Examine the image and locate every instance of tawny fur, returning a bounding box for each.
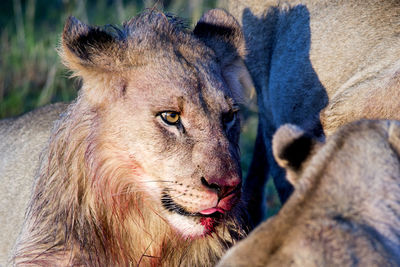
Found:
[1,9,253,266]
[218,119,400,266]
[224,0,400,213]
[0,103,68,267]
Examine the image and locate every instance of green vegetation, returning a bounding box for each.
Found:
[0,0,280,216]
[0,0,218,118]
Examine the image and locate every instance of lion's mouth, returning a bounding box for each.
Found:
[161,190,241,236]
[161,192,225,219]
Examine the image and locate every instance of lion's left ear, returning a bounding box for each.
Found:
[194,9,253,102]
[61,16,125,76]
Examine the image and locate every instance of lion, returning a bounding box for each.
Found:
[0,9,254,266]
[224,0,400,218]
[217,119,400,266]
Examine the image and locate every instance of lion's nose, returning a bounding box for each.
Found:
[200,176,241,199]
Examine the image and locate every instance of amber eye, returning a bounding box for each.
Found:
[160,111,181,125]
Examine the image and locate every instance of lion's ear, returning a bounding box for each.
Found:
[60,16,125,75]
[193,9,253,102]
[272,124,316,186]
[388,121,400,155]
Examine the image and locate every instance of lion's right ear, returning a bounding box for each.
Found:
[272,124,317,186]
[60,16,125,76]
[193,9,253,103]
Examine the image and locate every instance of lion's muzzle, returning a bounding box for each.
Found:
[200,175,242,213]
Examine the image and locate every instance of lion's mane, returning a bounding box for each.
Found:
[14,97,245,266]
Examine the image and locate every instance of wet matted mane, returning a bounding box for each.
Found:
[7,9,253,266]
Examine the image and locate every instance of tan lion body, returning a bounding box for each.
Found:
[0,104,67,266]
[218,119,400,266]
[225,0,400,213]
[0,9,253,266]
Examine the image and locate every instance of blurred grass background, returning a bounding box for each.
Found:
[0,0,280,217]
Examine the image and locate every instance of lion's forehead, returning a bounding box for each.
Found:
[127,59,232,117]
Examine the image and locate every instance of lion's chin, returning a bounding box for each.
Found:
[166,213,218,239]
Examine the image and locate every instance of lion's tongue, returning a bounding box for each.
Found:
[199,207,225,215]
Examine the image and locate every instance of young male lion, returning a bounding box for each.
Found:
[0,9,253,266]
[218,119,400,266]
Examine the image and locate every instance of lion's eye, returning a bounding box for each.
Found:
[223,110,237,124]
[223,111,236,124]
[160,111,181,125]
[222,109,238,130]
